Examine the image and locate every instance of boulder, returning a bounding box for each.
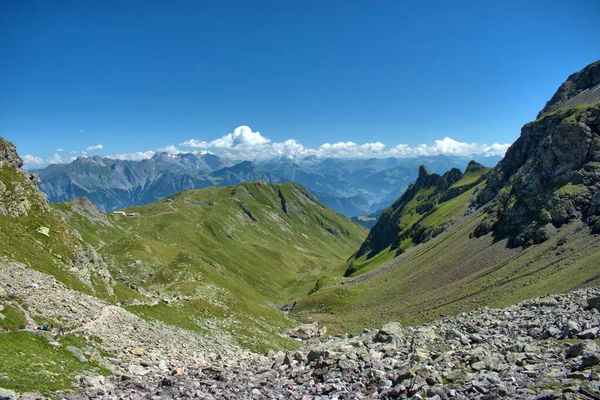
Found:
[588,296,600,311]
[0,388,17,400]
[373,322,404,346]
[566,340,600,358]
[66,346,88,363]
[578,328,598,340]
[128,364,148,376]
[288,322,321,340]
[131,347,145,356]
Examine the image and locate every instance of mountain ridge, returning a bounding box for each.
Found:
[35,152,500,217]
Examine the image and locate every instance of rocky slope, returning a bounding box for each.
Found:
[475,61,600,246]
[0,137,50,218]
[22,287,600,400]
[538,60,600,118]
[0,137,250,397]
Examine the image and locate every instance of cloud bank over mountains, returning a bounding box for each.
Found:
[180,126,509,160]
[22,126,510,169]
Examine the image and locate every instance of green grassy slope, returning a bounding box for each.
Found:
[0,164,121,297]
[0,332,109,396]
[294,61,600,334]
[58,181,368,351]
[346,162,489,276]
[295,212,600,335]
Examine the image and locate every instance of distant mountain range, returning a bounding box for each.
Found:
[35,152,501,217]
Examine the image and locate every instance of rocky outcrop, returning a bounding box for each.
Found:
[66,196,113,227]
[71,245,115,295]
[0,137,49,217]
[475,61,600,246]
[353,162,485,262]
[538,60,600,118]
[0,137,23,170]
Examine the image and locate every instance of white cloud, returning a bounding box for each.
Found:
[46,153,65,164]
[183,126,270,150]
[316,141,387,158]
[109,150,156,161]
[156,145,181,154]
[387,137,509,158]
[86,144,103,151]
[56,148,64,152]
[22,127,511,169]
[22,155,44,168]
[23,153,74,168]
[271,139,308,159]
[181,126,510,160]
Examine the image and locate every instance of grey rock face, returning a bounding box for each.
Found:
[538,60,600,118]
[475,61,600,246]
[0,387,18,400]
[0,137,49,217]
[66,346,88,363]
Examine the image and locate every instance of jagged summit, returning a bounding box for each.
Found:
[465,160,485,173]
[351,161,488,264]
[0,136,23,169]
[0,137,49,217]
[538,60,600,118]
[414,165,463,189]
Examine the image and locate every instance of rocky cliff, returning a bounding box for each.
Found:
[475,61,600,246]
[0,137,49,217]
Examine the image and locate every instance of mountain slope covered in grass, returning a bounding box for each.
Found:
[292,60,600,334]
[56,180,367,351]
[345,161,489,276]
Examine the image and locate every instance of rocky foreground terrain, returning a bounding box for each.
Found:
[4,280,600,399]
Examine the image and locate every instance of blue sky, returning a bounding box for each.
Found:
[1,0,599,168]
